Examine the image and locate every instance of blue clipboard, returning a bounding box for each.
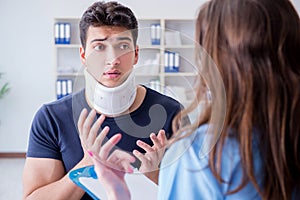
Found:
[69,165,158,200]
[69,165,101,200]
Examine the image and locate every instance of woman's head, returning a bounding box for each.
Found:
[175,0,300,199]
[196,0,300,130]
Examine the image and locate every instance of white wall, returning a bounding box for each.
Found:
[292,0,300,14]
[0,0,204,152]
[1,0,299,152]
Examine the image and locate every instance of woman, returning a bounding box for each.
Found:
[86,0,300,199]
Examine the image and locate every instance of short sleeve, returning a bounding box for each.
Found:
[26,105,61,160]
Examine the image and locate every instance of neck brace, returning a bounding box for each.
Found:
[84,68,137,116]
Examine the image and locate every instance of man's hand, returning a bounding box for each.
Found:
[133,130,167,183]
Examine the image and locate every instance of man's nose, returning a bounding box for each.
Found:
[105,48,120,67]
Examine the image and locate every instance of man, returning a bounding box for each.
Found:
[23,1,183,199]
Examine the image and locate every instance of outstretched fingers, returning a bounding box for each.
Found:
[156,130,167,147]
[99,133,122,160]
[133,130,167,174]
[89,134,136,173]
[93,125,109,153]
[78,109,107,151]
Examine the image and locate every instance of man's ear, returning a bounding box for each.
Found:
[80,46,86,65]
[133,45,139,65]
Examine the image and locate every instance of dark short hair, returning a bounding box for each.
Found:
[79,1,138,49]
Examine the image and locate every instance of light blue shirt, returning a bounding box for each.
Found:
[158,125,262,200]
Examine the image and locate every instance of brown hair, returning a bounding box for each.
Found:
[172,0,300,199]
[79,1,138,50]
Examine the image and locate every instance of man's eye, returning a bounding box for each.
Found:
[119,44,130,50]
[94,45,104,51]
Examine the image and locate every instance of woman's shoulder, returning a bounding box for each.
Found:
[163,124,249,170]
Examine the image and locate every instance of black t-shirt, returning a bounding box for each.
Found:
[27,86,182,200]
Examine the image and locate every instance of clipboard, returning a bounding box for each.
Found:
[69,165,158,200]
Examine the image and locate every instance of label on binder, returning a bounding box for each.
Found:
[59,23,65,44]
[174,52,180,71]
[56,80,62,99]
[67,79,73,95]
[151,24,156,45]
[65,23,71,44]
[61,80,67,97]
[54,23,60,44]
[155,24,161,45]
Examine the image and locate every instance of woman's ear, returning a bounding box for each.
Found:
[80,46,86,65]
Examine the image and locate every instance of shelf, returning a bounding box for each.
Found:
[135,73,159,77]
[55,44,80,48]
[164,72,197,77]
[139,45,163,49]
[57,72,83,77]
[54,17,196,104]
[165,45,195,49]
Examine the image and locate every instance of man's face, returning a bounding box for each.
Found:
[80,26,139,88]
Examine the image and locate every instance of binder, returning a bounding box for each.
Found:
[64,23,71,44]
[56,79,62,99]
[59,23,65,44]
[151,24,156,45]
[56,79,73,99]
[149,79,161,93]
[61,80,67,98]
[164,51,179,72]
[174,52,180,72]
[155,24,161,45]
[54,23,60,44]
[150,23,161,45]
[164,51,169,72]
[67,79,72,95]
[54,22,71,44]
[169,52,174,71]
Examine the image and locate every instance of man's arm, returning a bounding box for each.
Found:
[22,156,91,200]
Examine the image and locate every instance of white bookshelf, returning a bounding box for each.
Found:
[53,18,198,105]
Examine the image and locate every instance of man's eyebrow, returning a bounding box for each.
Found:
[116,36,132,42]
[90,36,132,44]
[90,37,108,43]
